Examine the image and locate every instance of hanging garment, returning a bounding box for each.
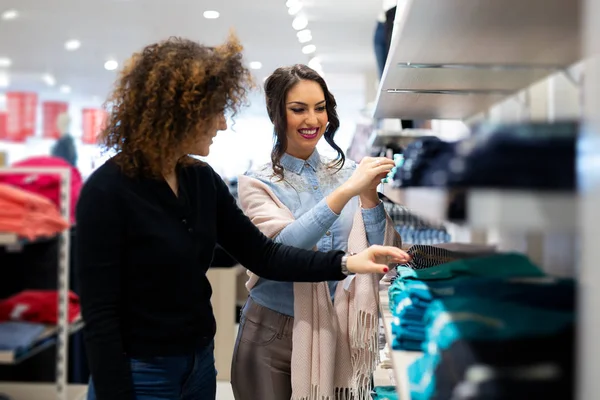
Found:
[0,156,83,224]
[0,290,80,324]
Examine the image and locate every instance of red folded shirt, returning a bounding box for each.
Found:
[0,290,80,325]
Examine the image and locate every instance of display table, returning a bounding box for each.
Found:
[0,383,87,400]
[206,266,244,381]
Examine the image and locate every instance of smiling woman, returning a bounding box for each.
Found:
[232,65,404,400]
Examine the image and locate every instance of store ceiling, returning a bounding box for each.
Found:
[0,0,381,114]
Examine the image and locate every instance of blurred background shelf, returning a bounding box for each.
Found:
[386,186,578,231]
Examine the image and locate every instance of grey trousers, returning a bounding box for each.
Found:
[231,298,294,400]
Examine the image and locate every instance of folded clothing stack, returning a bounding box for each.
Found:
[372,386,398,400]
[0,321,46,352]
[386,248,576,400]
[392,121,577,190]
[0,183,69,241]
[0,290,81,324]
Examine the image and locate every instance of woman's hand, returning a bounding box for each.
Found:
[343,157,395,198]
[346,245,412,274]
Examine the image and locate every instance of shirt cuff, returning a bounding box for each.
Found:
[361,201,386,226]
[312,198,340,230]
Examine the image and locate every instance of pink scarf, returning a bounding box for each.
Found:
[238,175,402,400]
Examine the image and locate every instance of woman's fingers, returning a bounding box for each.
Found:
[371,245,412,263]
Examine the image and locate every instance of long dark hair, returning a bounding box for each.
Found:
[264,64,344,180]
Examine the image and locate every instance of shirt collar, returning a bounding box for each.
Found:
[280,149,320,175]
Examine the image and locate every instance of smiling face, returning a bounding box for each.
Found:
[284,79,328,160]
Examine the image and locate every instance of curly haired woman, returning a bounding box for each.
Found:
[76,35,411,400]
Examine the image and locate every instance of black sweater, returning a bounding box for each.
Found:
[75,159,346,400]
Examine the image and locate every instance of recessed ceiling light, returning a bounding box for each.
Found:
[286,0,300,7]
[302,44,316,54]
[1,9,18,20]
[0,72,9,88]
[64,40,81,51]
[203,10,220,19]
[308,57,321,69]
[42,74,56,86]
[0,57,12,67]
[288,4,302,15]
[292,15,308,31]
[104,60,119,71]
[59,85,71,94]
[249,61,262,70]
[297,29,312,43]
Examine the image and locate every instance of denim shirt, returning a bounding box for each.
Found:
[245,150,387,317]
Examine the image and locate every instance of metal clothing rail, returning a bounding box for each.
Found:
[0,167,72,400]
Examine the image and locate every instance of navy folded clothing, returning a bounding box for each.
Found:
[395,121,577,190]
[0,321,46,351]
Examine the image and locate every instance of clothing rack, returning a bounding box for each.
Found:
[0,167,86,400]
[370,0,587,399]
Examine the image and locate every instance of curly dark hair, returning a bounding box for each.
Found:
[99,33,253,177]
[264,64,343,180]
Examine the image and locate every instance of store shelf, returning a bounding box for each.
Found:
[367,129,434,148]
[375,91,508,120]
[379,284,423,400]
[0,383,87,400]
[0,233,17,245]
[0,319,84,365]
[396,187,578,231]
[375,0,581,119]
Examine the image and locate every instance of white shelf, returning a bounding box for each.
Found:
[0,233,17,245]
[397,187,578,231]
[379,285,423,400]
[0,383,87,400]
[375,0,581,119]
[375,91,508,120]
[368,129,434,148]
[0,319,84,365]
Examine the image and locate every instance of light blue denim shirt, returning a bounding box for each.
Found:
[245,150,387,317]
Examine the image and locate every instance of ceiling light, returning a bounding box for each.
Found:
[0,73,9,88]
[203,10,220,19]
[292,15,308,31]
[60,85,71,94]
[308,57,321,69]
[0,57,12,68]
[64,40,81,51]
[288,4,302,15]
[297,29,312,43]
[104,60,119,71]
[308,58,324,76]
[286,0,300,7]
[42,74,56,86]
[302,44,316,54]
[1,9,18,20]
[249,61,262,70]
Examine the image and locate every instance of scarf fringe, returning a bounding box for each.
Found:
[291,385,373,400]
